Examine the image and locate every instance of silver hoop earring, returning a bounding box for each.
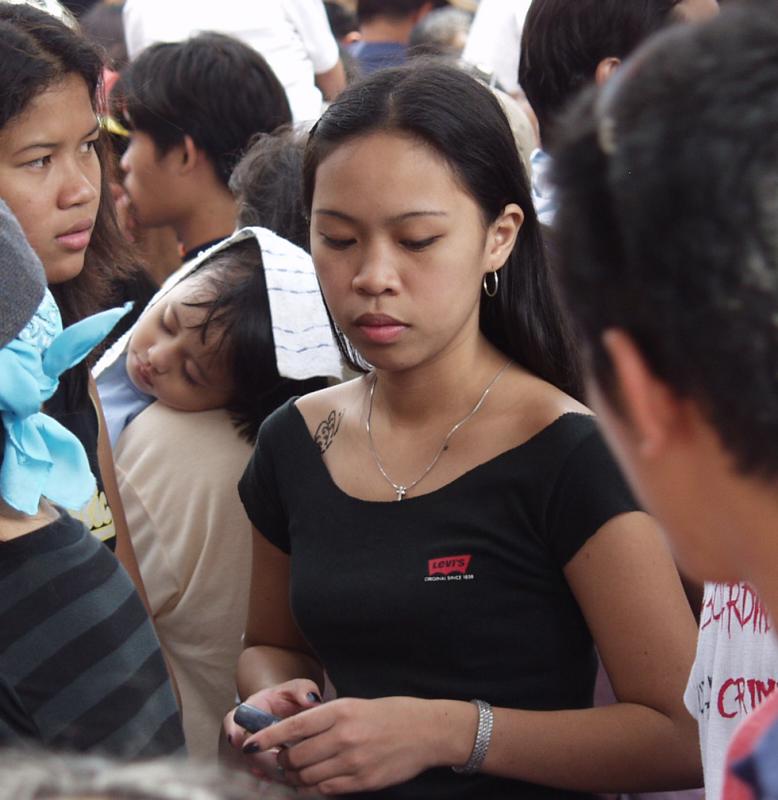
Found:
[482,270,499,298]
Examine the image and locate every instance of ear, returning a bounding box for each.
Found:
[485,203,524,273]
[179,134,200,175]
[595,57,621,86]
[601,329,681,459]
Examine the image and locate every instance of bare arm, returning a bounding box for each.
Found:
[90,377,150,611]
[476,511,701,792]
[255,511,702,795]
[237,527,324,696]
[315,59,347,103]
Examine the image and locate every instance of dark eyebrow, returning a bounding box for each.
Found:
[13,122,101,157]
[313,209,448,223]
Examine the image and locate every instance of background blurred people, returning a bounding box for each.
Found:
[461,0,530,96]
[349,0,444,73]
[408,5,472,58]
[519,0,718,225]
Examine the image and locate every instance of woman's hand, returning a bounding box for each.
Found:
[223,678,324,783]
[245,696,474,795]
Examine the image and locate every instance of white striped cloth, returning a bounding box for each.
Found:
[94,227,344,383]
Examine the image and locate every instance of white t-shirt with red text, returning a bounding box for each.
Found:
[684,582,778,800]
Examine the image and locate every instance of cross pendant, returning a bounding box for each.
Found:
[395,486,407,501]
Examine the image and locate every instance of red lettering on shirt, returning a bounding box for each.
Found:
[700,583,771,636]
[428,555,472,576]
[718,677,778,718]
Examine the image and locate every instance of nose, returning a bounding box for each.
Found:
[120,146,131,177]
[351,243,400,296]
[147,341,173,374]
[58,158,99,210]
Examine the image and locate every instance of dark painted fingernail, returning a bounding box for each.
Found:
[243,742,260,754]
[306,692,322,703]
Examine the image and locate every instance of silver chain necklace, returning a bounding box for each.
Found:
[365,360,512,501]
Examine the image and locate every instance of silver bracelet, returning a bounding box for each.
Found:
[452,699,493,775]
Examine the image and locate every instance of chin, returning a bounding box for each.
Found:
[670,538,740,587]
[44,252,87,285]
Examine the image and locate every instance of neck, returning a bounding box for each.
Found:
[359,17,416,44]
[370,336,508,427]
[175,185,237,256]
[0,498,59,541]
[723,480,778,621]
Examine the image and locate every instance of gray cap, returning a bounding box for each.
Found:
[0,199,47,349]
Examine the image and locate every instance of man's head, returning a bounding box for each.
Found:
[519,0,718,145]
[118,32,292,228]
[551,5,778,581]
[356,0,441,27]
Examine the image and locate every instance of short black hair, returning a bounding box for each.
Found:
[229,128,310,252]
[357,0,445,25]
[325,1,359,39]
[551,4,778,477]
[519,0,682,144]
[119,32,292,186]
[185,238,325,443]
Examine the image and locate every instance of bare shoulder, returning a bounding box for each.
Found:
[500,367,594,443]
[295,377,367,455]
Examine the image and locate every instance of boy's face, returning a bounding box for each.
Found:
[127,273,235,412]
[120,129,183,228]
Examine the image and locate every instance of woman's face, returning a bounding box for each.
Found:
[310,130,521,373]
[0,73,100,284]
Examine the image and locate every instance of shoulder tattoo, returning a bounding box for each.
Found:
[313,409,344,455]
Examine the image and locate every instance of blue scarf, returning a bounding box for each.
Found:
[0,291,131,515]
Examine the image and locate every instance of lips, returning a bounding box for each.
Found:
[55,219,94,251]
[129,352,154,392]
[354,313,408,344]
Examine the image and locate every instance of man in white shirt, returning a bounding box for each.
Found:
[122,0,345,123]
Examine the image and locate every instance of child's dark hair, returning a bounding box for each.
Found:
[228,128,310,252]
[519,0,683,145]
[0,2,141,407]
[184,238,325,443]
[551,5,778,478]
[303,61,581,397]
[119,33,292,187]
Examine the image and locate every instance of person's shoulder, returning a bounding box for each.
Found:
[294,377,364,430]
[115,403,252,470]
[502,369,594,446]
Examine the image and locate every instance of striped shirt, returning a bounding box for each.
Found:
[0,512,185,758]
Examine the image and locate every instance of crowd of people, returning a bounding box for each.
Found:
[1,1,777,799]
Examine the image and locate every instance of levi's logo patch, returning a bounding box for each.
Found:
[424,554,475,583]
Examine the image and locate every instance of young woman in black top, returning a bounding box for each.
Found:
[224,62,701,798]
